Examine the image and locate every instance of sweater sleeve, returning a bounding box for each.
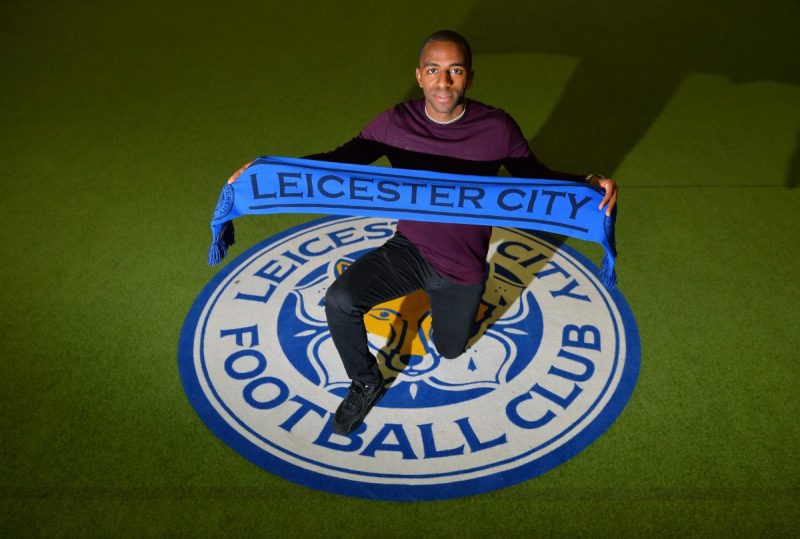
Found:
[502,114,586,182]
[304,108,393,164]
[303,135,387,164]
[503,154,587,182]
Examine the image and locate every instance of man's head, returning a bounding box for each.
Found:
[418,30,472,70]
[416,30,474,123]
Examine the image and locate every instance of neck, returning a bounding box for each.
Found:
[424,101,467,125]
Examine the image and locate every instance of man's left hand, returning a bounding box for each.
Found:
[589,176,618,216]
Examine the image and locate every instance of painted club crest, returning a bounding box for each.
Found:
[179,216,640,501]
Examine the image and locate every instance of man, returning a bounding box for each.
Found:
[230,30,618,435]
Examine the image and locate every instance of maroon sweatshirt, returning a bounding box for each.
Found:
[306,99,585,284]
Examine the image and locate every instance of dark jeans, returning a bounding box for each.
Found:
[324,233,485,385]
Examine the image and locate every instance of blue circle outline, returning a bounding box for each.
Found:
[201,224,617,480]
[179,216,641,501]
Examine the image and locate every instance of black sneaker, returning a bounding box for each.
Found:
[332,379,385,434]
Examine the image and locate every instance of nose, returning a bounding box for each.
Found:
[438,70,452,87]
[397,353,439,377]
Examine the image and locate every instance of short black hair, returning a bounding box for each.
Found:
[419,29,472,70]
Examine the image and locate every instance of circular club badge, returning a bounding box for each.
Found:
[179,216,640,501]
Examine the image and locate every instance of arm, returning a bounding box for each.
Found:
[503,115,618,216]
[503,153,585,183]
[503,155,617,216]
[225,136,387,183]
[303,136,387,164]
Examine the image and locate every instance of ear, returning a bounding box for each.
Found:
[415,67,423,87]
[466,69,474,90]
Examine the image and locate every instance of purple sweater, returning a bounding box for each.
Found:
[306,99,585,284]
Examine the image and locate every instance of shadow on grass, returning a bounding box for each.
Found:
[405,0,800,187]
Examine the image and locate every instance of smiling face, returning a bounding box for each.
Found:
[415,39,474,123]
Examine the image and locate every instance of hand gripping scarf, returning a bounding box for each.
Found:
[208,156,618,289]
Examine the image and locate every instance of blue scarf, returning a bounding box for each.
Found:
[208,156,618,289]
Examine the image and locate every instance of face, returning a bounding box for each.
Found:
[415,40,473,122]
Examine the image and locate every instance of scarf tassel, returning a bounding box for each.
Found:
[208,220,235,266]
[600,254,617,291]
[599,211,617,290]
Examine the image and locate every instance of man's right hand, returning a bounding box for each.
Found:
[227,161,253,184]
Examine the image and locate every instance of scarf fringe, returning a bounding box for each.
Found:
[208,220,235,266]
[600,253,617,291]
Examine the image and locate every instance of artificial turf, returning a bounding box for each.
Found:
[1,0,798,536]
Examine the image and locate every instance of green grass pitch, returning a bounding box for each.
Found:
[1,0,798,536]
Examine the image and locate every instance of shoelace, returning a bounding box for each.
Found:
[342,382,369,411]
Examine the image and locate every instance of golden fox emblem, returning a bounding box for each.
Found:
[293,257,517,393]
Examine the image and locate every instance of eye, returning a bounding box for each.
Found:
[367,308,400,321]
[426,67,438,75]
[450,68,463,75]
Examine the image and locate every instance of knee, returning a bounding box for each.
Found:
[429,323,470,359]
[324,279,357,315]
[432,336,467,359]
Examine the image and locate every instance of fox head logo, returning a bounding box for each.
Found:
[364,290,436,376]
[289,254,542,401]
